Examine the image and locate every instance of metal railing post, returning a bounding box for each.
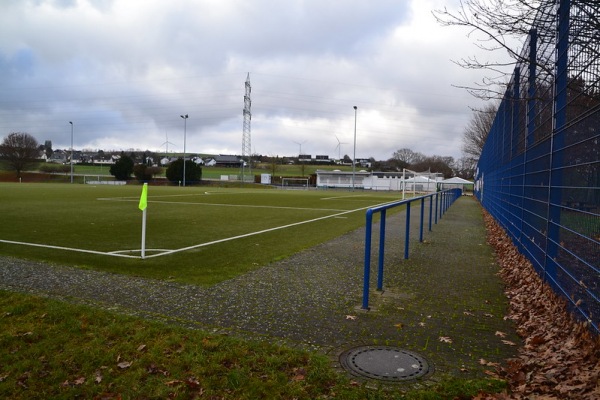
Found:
[428,194,433,231]
[404,201,411,259]
[419,197,425,242]
[435,192,439,224]
[362,210,374,310]
[377,209,387,291]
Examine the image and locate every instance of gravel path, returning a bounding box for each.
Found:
[0,197,519,380]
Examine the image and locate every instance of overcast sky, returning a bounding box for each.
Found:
[0,0,511,161]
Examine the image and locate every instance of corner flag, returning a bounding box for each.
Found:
[139,183,148,211]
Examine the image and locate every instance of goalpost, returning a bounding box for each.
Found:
[402,169,440,199]
[281,177,310,190]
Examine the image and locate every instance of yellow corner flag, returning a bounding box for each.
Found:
[139,183,148,211]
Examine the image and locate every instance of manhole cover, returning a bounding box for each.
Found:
[340,346,430,382]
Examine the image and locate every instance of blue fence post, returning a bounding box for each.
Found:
[404,201,411,259]
[428,194,433,231]
[362,210,374,310]
[419,197,425,242]
[544,0,570,285]
[434,192,439,224]
[377,209,387,291]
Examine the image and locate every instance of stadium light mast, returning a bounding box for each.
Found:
[180,114,188,187]
[69,121,73,184]
[242,73,252,183]
[352,106,357,191]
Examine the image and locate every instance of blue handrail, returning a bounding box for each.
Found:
[362,188,462,310]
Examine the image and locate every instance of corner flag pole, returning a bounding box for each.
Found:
[139,183,148,259]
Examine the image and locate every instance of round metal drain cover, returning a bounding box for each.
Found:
[340,346,430,382]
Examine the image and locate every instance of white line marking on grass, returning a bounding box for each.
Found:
[142,200,396,259]
[98,197,348,212]
[0,199,399,260]
[0,239,139,259]
[321,194,373,200]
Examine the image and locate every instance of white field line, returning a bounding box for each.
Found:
[0,239,139,259]
[0,199,398,259]
[98,197,348,212]
[141,201,387,259]
[320,194,374,200]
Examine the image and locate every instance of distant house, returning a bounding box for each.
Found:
[212,155,243,168]
[48,150,68,163]
[356,158,372,168]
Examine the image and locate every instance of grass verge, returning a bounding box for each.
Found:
[0,291,507,399]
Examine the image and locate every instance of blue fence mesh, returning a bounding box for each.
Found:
[475,0,599,333]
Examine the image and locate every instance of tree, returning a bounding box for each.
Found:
[462,102,497,160]
[133,164,163,182]
[392,148,423,165]
[44,140,53,158]
[0,132,40,179]
[268,155,280,176]
[433,0,553,99]
[455,156,477,179]
[166,159,202,184]
[411,155,455,179]
[434,0,600,100]
[109,153,134,180]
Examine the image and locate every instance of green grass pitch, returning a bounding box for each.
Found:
[0,183,402,286]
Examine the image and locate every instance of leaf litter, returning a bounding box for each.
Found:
[482,210,600,399]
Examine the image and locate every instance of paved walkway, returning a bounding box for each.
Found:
[0,197,519,383]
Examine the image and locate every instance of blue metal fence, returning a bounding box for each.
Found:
[475,0,599,333]
[361,188,462,310]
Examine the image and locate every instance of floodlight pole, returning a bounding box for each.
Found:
[69,121,74,184]
[180,114,188,187]
[352,106,357,191]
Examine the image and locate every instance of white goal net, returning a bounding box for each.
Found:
[281,177,310,190]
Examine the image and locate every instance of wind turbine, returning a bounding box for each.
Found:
[160,131,176,161]
[292,140,307,156]
[334,135,348,162]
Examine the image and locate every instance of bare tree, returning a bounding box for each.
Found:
[0,132,40,179]
[434,0,600,100]
[433,0,554,99]
[392,148,425,165]
[462,102,498,159]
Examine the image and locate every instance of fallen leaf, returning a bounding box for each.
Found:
[394,322,403,329]
[501,340,517,346]
[74,377,85,385]
[495,331,507,338]
[186,376,200,389]
[117,361,132,369]
[463,311,475,316]
[345,315,357,320]
[418,322,426,327]
[439,336,453,343]
[291,367,306,382]
[483,313,494,318]
[137,344,147,352]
